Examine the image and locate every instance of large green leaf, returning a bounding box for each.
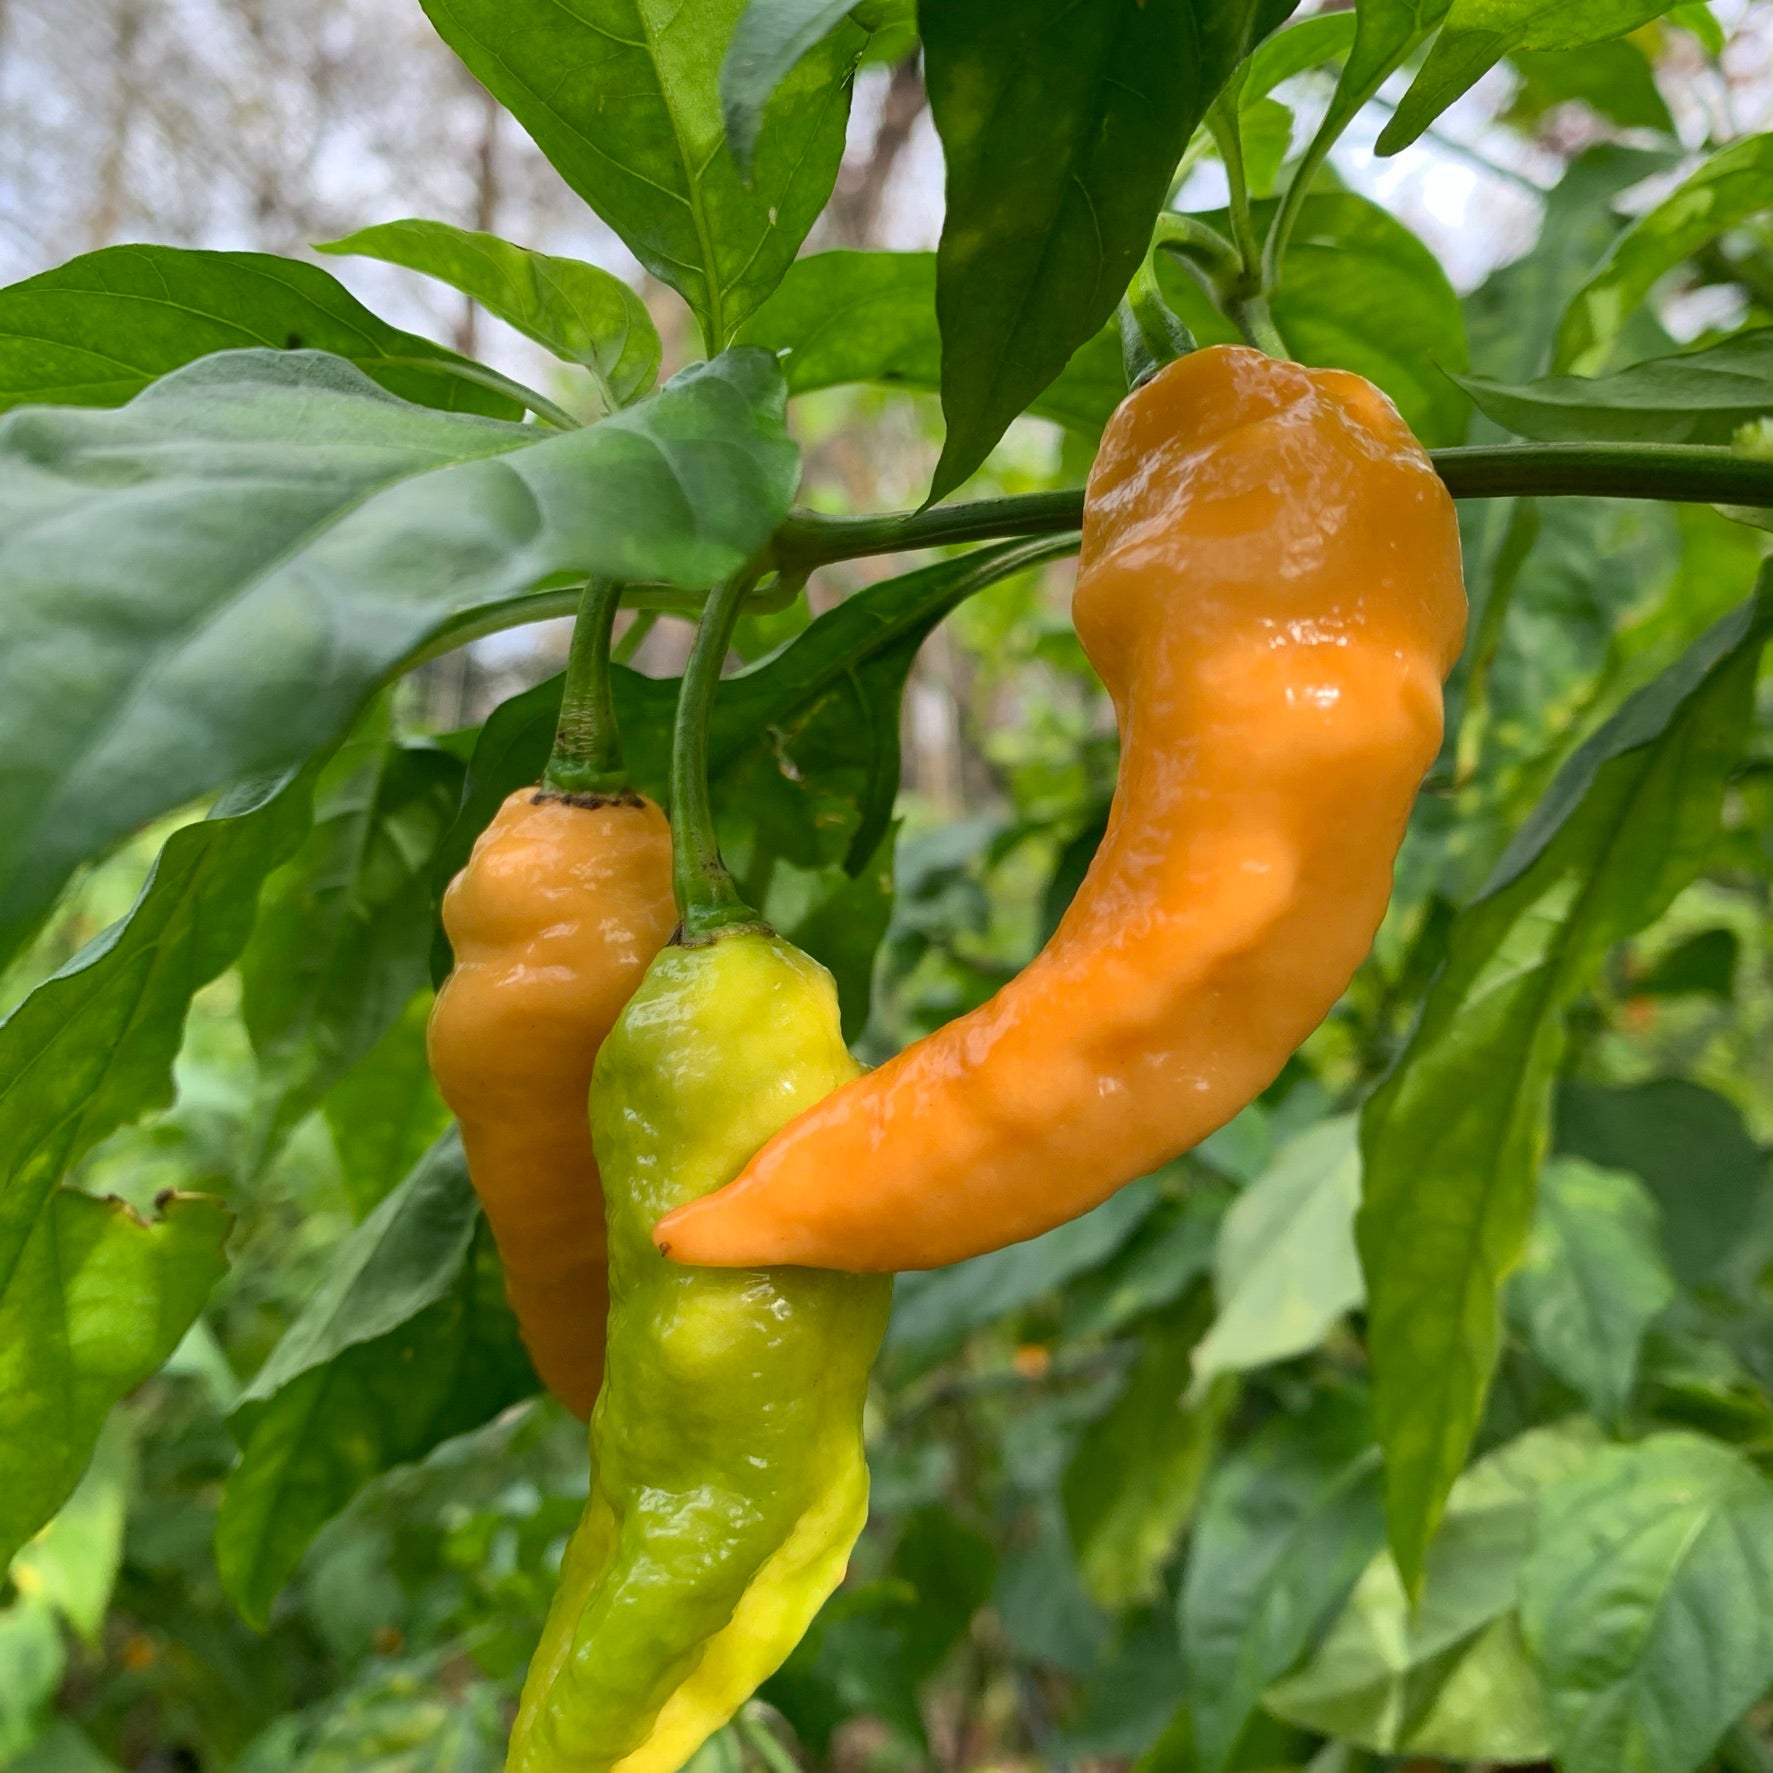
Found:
[1556,133,1773,373]
[1190,1117,1364,1394]
[1157,192,1470,446]
[1520,1434,1773,1773]
[215,1132,535,1627]
[1379,0,1674,155]
[240,737,462,1168]
[1506,38,1674,134]
[721,0,911,174]
[0,1599,65,1763]
[0,1190,230,1571]
[1460,331,1773,444]
[1062,1289,1229,1611]
[1509,1159,1674,1422]
[888,1180,1162,1356]
[420,0,861,349]
[0,245,518,418]
[921,0,1266,500]
[320,220,661,410]
[7,1414,132,1647]
[1302,0,1451,176]
[1264,1419,1602,1761]
[0,774,310,1294]
[1464,145,1676,384]
[323,992,451,1218]
[0,777,306,1565]
[1358,571,1773,1593]
[734,250,1129,436]
[0,345,796,962]
[1556,1078,1764,1289]
[1181,1389,1386,1773]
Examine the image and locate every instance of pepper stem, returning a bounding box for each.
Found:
[542,580,630,798]
[671,568,767,941]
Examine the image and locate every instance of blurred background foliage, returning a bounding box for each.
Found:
[6,1,1773,1769]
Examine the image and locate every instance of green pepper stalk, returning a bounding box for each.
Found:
[669,567,768,942]
[542,579,631,799]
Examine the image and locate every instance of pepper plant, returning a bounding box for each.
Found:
[4,0,1773,1769]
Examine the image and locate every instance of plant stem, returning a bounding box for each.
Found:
[671,568,767,942]
[1153,212,1243,286]
[1118,249,1196,390]
[1206,102,1288,356]
[614,608,659,665]
[1262,17,1451,291]
[542,579,628,797]
[775,443,1773,569]
[774,491,1087,573]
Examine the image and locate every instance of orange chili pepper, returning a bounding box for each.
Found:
[430,788,675,1415]
[655,345,1466,1273]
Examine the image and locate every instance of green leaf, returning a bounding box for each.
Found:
[922,0,1265,501]
[1309,0,1452,172]
[993,1502,1111,1674]
[888,1179,1163,1355]
[420,0,862,349]
[1509,1158,1675,1422]
[1240,11,1358,102]
[1631,926,1738,997]
[1358,572,1773,1594]
[0,1190,230,1571]
[240,739,462,1168]
[1063,1290,1229,1610]
[1190,1117,1364,1395]
[7,1723,121,1773]
[1158,192,1470,446]
[1556,133,1773,373]
[0,1599,64,1763]
[7,1413,132,1645]
[773,827,898,1043]
[0,244,521,420]
[1520,1434,1773,1773]
[1379,0,1674,156]
[1464,144,1677,384]
[1668,1,1725,53]
[323,992,451,1218]
[1062,1188,1226,1341]
[320,220,661,410]
[0,774,309,1292]
[1459,331,1773,445]
[1181,1389,1386,1773]
[215,1132,535,1627]
[0,345,796,961]
[1265,1419,1603,1762]
[721,0,879,176]
[735,250,1129,436]
[1506,38,1674,134]
[1556,1078,1764,1290]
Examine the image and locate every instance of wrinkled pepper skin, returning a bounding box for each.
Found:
[509,931,891,1773]
[658,346,1467,1273]
[429,789,675,1418]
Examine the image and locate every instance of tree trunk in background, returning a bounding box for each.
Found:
[88,0,145,248]
[457,80,501,356]
[830,53,925,246]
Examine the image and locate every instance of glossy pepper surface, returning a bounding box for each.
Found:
[508,930,891,1773]
[429,788,675,1418]
[657,345,1467,1273]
